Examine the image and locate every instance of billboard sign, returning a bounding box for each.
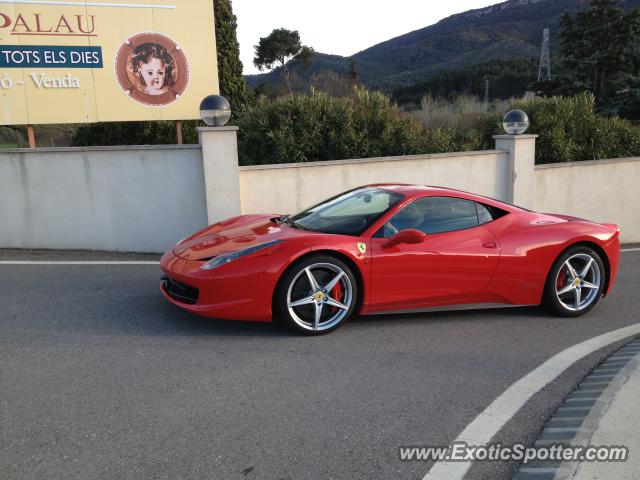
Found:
[0,0,219,125]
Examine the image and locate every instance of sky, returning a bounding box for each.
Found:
[234,0,503,75]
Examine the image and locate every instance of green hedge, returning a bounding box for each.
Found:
[0,126,28,148]
[72,120,198,146]
[510,93,640,164]
[236,89,466,165]
[69,90,640,166]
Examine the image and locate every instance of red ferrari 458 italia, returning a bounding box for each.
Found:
[160,184,620,334]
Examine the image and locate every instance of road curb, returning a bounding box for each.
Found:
[513,338,640,480]
[422,324,640,480]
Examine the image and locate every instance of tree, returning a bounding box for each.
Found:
[214,0,251,112]
[392,58,538,107]
[552,0,640,116]
[253,28,314,92]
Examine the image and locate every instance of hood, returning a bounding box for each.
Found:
[173,214,306,261]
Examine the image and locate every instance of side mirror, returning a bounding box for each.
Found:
[382,229,426,249]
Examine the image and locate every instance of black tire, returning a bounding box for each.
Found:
[542,245,605,317]
[273,254,358,335]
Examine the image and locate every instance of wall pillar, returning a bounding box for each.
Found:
[493,134,537,208]
[198,126,241,224]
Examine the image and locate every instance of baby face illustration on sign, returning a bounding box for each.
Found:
[115,32,189,106]
[132,43,174,96]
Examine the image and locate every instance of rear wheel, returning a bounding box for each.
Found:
[542,246,605,317]
[274,255,358,335]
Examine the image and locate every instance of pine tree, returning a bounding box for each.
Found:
[214,0,251,112]
[555,0,640,116]
[253,28,314,93]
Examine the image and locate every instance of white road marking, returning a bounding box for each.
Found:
[422,323,640,480]
[621,248,640,252]
[0,261,159,265]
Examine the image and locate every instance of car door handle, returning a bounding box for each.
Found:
[482,242,497,249]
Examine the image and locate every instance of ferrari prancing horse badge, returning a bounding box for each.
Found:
[357,242,367,254]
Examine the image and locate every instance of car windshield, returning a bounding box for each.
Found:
[288,187,405,236]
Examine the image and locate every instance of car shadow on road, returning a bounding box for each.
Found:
[107,290,553,339]
[155,301,549,337]
[135,298,296,338]
[349,305,550,327]
[7,274,551,339]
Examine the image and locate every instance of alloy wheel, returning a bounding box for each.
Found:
[555,253,602,312]
[286,262,354,332]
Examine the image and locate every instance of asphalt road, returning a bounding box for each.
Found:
[1,251,639,480]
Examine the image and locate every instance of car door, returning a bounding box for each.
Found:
[369,196,500,311]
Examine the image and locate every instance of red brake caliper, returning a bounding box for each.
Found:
[557,268,567,291]
[329,280,343,314]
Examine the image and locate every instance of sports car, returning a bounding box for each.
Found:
[160,184,620,335]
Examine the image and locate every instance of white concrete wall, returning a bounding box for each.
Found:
[2,140,638,252]
[240,151,640,244]
[534,157,640,244]
[0,145,207,252]
[239,150,510,215]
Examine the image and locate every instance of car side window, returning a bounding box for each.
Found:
[476,202,494,225]
[376,197,480,237]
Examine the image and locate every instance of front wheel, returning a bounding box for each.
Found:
[542,246,605,317]
[274,255,358,335]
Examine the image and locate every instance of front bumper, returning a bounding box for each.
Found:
[159,250,275,322]
[161,275,199,304]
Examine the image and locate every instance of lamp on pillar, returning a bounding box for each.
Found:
[502,109,530,135]
[199,95,231,127]
[494,109,537,208]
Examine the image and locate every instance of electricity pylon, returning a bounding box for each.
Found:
[538,28,551,82]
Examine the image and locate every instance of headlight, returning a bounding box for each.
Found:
[200,240,283,270]
[177,234,191,245]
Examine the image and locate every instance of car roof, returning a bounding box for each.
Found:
[365,183,526,212]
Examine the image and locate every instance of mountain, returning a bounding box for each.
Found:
[246,0,640,92]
